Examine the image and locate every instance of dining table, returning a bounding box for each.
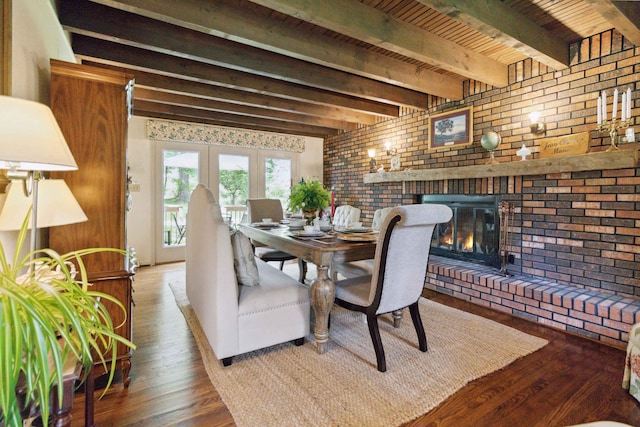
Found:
[239,222,377,354]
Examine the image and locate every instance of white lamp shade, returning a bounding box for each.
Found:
[0,96,77,171]
[0,180,88,230]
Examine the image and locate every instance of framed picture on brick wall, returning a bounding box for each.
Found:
[428,107,473,150]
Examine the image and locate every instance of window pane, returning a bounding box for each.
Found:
[163,150,198,247]
[264,157,291,210]
[219,154,249,224]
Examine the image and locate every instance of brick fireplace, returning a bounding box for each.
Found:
[323,29,640,348]
[415,165,640,349]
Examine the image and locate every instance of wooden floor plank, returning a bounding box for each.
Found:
[70,263,640,426]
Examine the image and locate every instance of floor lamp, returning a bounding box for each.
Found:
[0,96,78,256]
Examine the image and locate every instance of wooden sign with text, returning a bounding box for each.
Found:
[539,132,590,159]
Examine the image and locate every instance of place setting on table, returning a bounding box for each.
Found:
[249,217,286,228]
[333,221,379,242]
[247,215,379,246]
[286,220,380,244]
[288,222,335,243]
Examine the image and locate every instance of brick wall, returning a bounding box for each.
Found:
[324,29,640,300]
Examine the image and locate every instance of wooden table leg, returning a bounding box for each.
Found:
[309,264,335,354]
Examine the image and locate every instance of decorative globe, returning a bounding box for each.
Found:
[480,131,501,151]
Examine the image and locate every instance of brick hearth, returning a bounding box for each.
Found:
[426,256,640,349]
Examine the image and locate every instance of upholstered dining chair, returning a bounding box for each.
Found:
[246,198,306,280]
[333,204,361,228]
[333,204,453,372]
[332,206,394,280]
[246,198,296,268]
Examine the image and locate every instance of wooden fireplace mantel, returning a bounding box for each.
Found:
[363,147,639,184]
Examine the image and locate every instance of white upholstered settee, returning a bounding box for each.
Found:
[185,184,310,366]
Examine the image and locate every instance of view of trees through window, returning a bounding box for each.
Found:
[264,157,291,209]
[163,150,198,246]
[218,154,249,206]
[217,156,292,211]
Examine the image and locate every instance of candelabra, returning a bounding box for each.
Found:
[597,87,633,151]
[597,118,631,151]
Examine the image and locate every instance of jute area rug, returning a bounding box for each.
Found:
[170,277,547,427]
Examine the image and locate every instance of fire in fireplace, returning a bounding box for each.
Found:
[419,194,500,268]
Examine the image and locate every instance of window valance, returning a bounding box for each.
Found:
[146,119,305,153]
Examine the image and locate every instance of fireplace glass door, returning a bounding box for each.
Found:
[421,195,500,267]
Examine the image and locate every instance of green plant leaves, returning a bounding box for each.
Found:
[0,212,136,426]
[288,179,331,212]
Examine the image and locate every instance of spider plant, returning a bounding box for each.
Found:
[0,212,136,426]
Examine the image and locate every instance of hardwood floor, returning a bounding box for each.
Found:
[70,262,640,426]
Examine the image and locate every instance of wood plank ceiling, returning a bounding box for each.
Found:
[58,0,640,138]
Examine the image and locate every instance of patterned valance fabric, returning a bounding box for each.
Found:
[146,119,305,153]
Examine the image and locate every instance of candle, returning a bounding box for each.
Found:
[613,88,618,119]
[597,96,602,124]
[622,93,627,121]
[626,92,629,120]
[330,190,335,218]
[602,90,607,122]
[628,87,632,119]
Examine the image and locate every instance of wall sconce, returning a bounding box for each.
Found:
[384,141,396,155]
[367,149,377,173]
[529,111,546,134]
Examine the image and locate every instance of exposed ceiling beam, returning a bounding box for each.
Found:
[584,0,640,47]
[134,87,359,131]
[247,0,508,87]
[70,0,622,138]
[90,0,463,99]
[61,0,429,108]
[415,0,569,70]
[81,61,379,125]
[71,35,400,118]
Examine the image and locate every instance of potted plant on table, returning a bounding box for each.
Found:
[0,214,136,426]
[288,178,331,224]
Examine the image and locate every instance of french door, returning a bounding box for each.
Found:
[154,142,296,264]
[155,142,208,264]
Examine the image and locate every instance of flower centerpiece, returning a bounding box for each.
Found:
[288,178,331,224]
